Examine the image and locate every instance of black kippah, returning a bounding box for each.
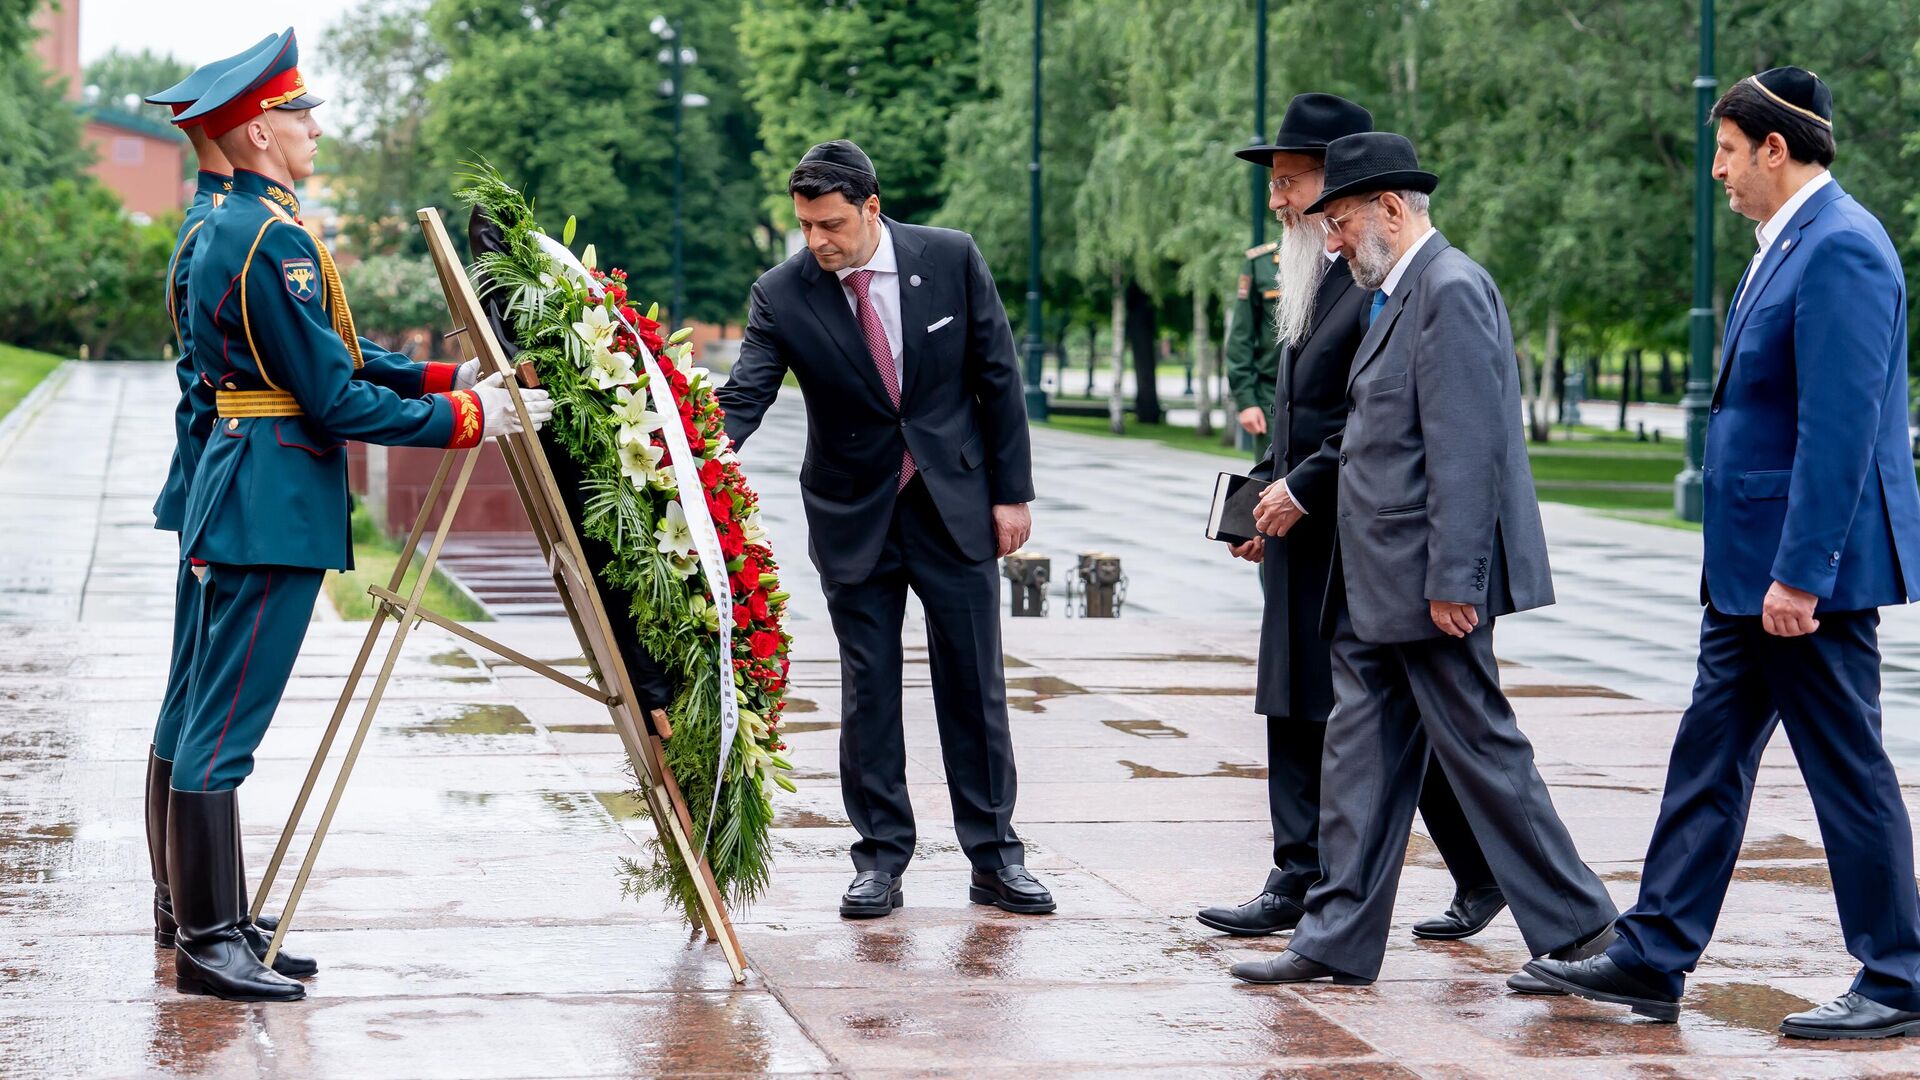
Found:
[1749,67,1833,127]
[798,139,877,180]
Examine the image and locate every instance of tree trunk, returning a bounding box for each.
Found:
[1617,347,1636,432]
[1192,289,1214,437]
[1108,268,1127,433]
[1125,280,1161,424]
[1522,308,1557,443]
[1631,348,1645,402]
[1085,323,1097,395]
[1551,350,1566,423]
[1657,350,1674,396]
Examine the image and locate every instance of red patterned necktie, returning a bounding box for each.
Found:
[846,268,916,491]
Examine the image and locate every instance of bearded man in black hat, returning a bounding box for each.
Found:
[1230,131,1617,988]
[1197,93,1499,944]
[716,140,1052,919]
[1528,68,1920,1040]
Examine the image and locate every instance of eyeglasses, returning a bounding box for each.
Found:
[1324,193,1384,235]
[1267,166,1323,194]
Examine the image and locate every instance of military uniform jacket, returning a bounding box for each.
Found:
[155,171,233,534]
[181,169,477,570]
[1247,257,1366,719]
[1225,242,1282,414]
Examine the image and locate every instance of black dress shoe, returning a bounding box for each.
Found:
[1197,889,1304,937]
[1782,992,1920,1040]
[840,870,902,918]
[1522,953,1677,1021]
[1230,950,1372,986]
[969,865,1055,914]
[167,790,304,1002]
[1506,922,1615,995]
[1411,884,1506,940]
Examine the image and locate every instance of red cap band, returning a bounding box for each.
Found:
[200,66,308,140]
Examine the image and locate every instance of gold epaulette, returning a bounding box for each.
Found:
[217,389,303,418]
[1246,241,1279,259]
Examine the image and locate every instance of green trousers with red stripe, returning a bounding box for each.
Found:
[152,556,210,762]
[171,564,324,793]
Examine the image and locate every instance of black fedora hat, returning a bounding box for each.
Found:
[1304,132,1438,215]
[1234,93,1373,165]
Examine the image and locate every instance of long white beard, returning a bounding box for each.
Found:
[1274,214,1331,348]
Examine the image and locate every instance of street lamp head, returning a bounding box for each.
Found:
[657,47,673,64]
[649,15,673,38]
[680,47,697,65]
[682,93,710,108]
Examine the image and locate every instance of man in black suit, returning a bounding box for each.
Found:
[717,141,1052,919]
[1197,95,1499,943]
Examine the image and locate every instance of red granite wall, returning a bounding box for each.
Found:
[351,443,533,537]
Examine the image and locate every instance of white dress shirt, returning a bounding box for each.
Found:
[1378,225,1437,297]
[1735,170,1832,312]
[835,223,904,368]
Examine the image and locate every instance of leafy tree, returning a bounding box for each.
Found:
[0,180,173,359]
[319,0,450,255]
[82,48,193,130]
[342,253,451,341]
[424,0,765,325]
[0,46,89,192]
[739,0,981,225]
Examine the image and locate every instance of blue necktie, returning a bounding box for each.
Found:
[1368,291,1387,326]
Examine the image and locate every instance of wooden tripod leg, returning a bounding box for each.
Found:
[251,451,461,919]
[648,734,744,978]
[264,449,480,967]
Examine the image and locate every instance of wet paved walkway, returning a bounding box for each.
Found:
[5,362,1920,1077]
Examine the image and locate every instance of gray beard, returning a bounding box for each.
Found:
[1347,222,1397,292]
[1273,214,1331,348]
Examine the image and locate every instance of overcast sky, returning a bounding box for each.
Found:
[78,1,358,95]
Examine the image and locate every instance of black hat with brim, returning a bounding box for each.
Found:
[1304,132,1438,215]
[1234,92,1373,165]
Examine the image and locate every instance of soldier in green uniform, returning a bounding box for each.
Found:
[166,28,552,1002]
[1224,239,1283,460]
[140,31,277,969]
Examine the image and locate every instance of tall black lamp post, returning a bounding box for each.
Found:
[1675,0,1715,521]
[652,16,709,331]
[1022,0,1049,420]
[1250,0,1268,249]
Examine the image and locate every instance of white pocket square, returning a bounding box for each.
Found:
[927,316,954,333]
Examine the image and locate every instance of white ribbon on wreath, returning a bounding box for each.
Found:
[533,233,741,848]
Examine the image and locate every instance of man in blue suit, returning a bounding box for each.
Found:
[1528,68,1920,1039]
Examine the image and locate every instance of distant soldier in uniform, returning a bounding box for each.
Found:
[165,28,552,1002]
[139,35,265,969]
[1224,239,1282,460]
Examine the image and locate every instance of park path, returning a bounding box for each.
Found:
[2,361,1918,1078]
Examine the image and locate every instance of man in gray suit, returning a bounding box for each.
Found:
[1229,132,1617,987]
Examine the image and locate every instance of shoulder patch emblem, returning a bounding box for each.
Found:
[283,258,317,302]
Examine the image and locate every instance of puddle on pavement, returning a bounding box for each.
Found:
[401,703,534,736]
[1003,654,1034,669]
[430,649,479,669]
[1120,759,1265,779]
[947,920,1020,978]
[1505,684,1634,700]
[0,816,76,884]
[1122,653,1257,666]
[538,791,648,822]
[774,807,850,829]
[783,696,818,714]
[547,723,617,734]
[1103,719,1188,739]
[1402,831,1445,869]
[1690,982,1817,1033]
[1734,863,1832,889]
[1740,835,1824,861]
[1007,675,1088,713]
[780,720,840,735]
[851,929,911,966]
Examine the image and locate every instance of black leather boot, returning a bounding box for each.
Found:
[232,812,316,978]
[167,789,304,1002]
[146,751,177,947]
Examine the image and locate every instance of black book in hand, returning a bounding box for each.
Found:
[1206,472,1270,545]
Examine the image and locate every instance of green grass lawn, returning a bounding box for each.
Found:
[0,344,66,422]
[324,502,490,622]
[1037,413,1244,459]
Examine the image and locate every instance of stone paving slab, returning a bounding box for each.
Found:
[5,363,1920,1077]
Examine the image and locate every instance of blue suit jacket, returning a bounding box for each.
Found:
[1703,179,1920,614]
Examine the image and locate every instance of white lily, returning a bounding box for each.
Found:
[571,303,616,352]
[611,385,657,428]
[588,346,637,390]
[655,500,697,560]
[617,433,665,483]
[742,509,768,545]
[581,243,598,271]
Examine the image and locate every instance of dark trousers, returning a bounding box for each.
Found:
[153,556,209,761]
[820,478,1023,875]
[1289,603,1617,980]
[1610,606,1920,1009]
[1265,717,1493,899]
[172,564,324,793]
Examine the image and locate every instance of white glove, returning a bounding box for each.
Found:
[473,372,555,439]
[454,357,481,390]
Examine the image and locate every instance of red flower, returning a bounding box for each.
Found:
[698,458,725,489]
[733,603,753,629]
[748,590,770,622]
[749,630,780,659]
[717,522,745,558]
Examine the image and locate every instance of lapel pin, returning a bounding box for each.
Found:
[909,274,922,287]
[1782,239,1792,250]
